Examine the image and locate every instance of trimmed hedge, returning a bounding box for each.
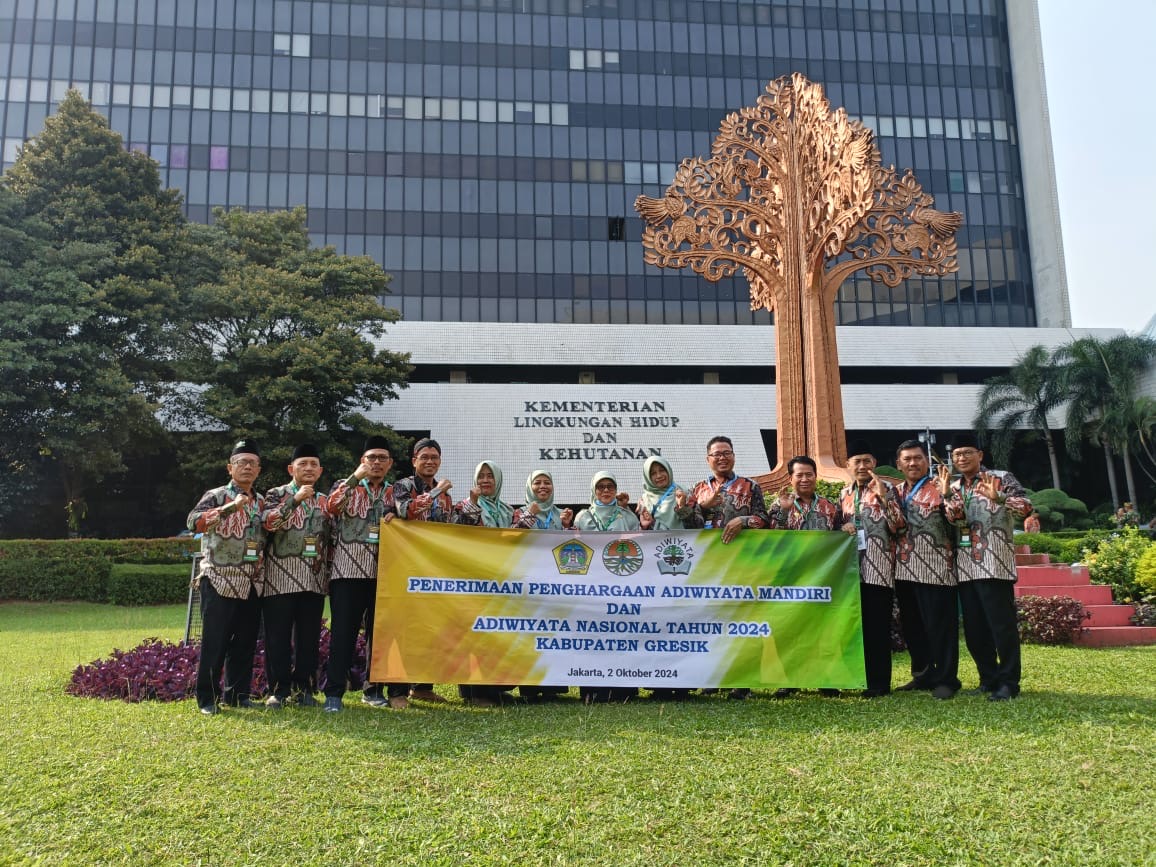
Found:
[1019,531,1112,565]
[0,541,113,601]
[107,563,191,606]
[0,537,196,603]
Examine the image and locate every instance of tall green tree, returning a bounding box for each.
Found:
[1055,334,1156,508]
[0,91,189,532]
[0,188,158,533]
[174,207,412,489]
[973,344,1066,489]
[2,90,188,386]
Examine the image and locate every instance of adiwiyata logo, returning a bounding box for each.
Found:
[654,537,694,576]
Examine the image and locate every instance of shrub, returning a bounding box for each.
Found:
[67,638,201,702]
[1016,595,1090,645]
[1133,546,1156,601]
[1027,489,1093,531]
[106,564,191,606]
[1083,528,1153,603]
[67,622,367,702]
[0,541,112,601]
[0,537,196,602]
[1130,603,1156,627]
[1020,531,1111,565]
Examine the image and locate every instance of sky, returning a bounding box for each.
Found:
[1037,1,1156,331]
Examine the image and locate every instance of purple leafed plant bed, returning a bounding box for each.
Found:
[67,623,367,702]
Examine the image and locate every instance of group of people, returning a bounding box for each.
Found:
[187,430,1032,715]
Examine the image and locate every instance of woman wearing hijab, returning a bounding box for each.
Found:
[573,471,641,533]
[511,469,572,701]
[573,471,640,703]
[454,460,519,707]
[637,456,699,531]
[634,456,698,701]
[513,468,574,530]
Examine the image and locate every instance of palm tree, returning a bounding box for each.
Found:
[973,345,1066,489]
[1055,334,1156,507]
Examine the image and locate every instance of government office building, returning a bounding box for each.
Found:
[0,0,1110,497]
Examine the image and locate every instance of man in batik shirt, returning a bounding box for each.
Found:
[260,443,329,708]
[391,436,456,703]
[187,440,267,714]
[893,439,960,700]
[322,435,402,712]
[838,438,906,698]
[769,455,842,699]
[690,435,769,700]
[943,433,1032,702]
[768,455,840,531]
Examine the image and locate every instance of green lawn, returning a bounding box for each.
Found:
[2,602,1154,866]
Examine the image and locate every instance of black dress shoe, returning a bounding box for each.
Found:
[895,679,926,691]
[860,689,889,699]
[773,688,798,698]
[818,688,841,697]
[988,685,1014,702]
[964,684,993,696]
[728,688,750,701]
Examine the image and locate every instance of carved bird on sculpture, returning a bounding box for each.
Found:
[894,205,963,254]
[635,192,699,245]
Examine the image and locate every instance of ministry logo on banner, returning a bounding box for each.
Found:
[553,539,593,575]
[602,539,644,576]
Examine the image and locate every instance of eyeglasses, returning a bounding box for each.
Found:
[952,449,980,458]
[364,454,392,463]
[707,450,734,459]
[594,483,617,491]
[230,459,259,468]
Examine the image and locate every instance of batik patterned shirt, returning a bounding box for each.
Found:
[768,494,840,531]
[944,469,1032,583]
[893,478,955,587]
[324,478,394,582]
[689,474,769,530]
[261,481,329,596]
[392,476,457,523]
[837,480,906,588]
[187,482,267,598]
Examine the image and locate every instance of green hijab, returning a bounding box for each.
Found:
[639,456,685,530]
[474,460,514,528]
[524,469,562,529]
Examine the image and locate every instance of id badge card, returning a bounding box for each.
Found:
[243,539,261,562]
[856,528,868,551]
[958,528,972,549]
[303,535,318,558]
[366,527,380,545]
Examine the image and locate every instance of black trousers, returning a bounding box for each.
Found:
[958,579,1020,694]
[326,579,409,700]
[262,590,325,698]
[898,581,961,691]
[860,583,894,693]
[196,580,260,708]
[894,580,930,682]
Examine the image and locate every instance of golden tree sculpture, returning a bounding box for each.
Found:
[637,73,961,487]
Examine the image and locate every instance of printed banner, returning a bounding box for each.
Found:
[371,521,865,689]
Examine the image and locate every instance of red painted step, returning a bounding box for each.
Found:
[1083,604,1138,628]
[1015,544,1156,646]
[1015,552,1051,566]
[1016,564,1092,587]
[1074,626,1156,648]
[1014,583,1114,605]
